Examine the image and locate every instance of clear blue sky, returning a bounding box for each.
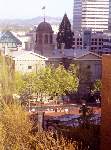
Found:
[0,0,73,19]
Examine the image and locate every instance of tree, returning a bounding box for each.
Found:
[0,52,15,103]
[79,103,93,128]
[93,79,102,93]
[56,14,74,49]
[53,65,78,97]
[15,72,36,105]
[0,102,77,150]
[17,65,79,105]
[14,65,79,131]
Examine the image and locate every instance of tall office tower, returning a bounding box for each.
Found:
[73,0,82,32]
[73,0,110,32]
[109,0,111,30]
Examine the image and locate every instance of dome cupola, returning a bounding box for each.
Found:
[37,22,53,33]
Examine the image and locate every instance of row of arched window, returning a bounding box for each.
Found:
[36,34,53,44]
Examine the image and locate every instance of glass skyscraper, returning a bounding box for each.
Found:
[73,0,82,32]
[109,0,111,30]
[73,0,110,32]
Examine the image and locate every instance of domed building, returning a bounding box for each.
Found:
[35,21,54,56]
[37,22,53,33]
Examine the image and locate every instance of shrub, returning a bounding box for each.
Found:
[0,102,77,150]
[0,102,32,150]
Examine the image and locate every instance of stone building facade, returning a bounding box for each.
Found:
[10,51,47,74]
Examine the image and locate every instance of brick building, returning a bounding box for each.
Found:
[101,55,111,150]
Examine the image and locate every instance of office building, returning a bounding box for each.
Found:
[73,0,110,32]
[73,0,82,31]
[73,30,103,54]
[103,32,111,53]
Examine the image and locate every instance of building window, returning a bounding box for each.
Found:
[39,35,42,44]
[44,34,48,44]
[39,39,42,44]
[77,38,79,41]
[36,35,37,42]
[77,42,79,45]
[87,65,91,69]
[28,66,32,69]
[50,35,53,44]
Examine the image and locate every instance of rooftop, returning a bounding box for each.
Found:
[10,50,48,60]
[49,48,101,59]
[0,31,22,45]
[37,22,53,33]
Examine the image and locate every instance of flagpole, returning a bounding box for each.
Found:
[42,6,46,22]
[44,8,45,22]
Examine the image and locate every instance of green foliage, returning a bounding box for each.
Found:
[93,80,102,92]
[0,102,77,150]
[0,102,33,150]
[56,14,74,49]
[0,53,15,103]
[0,102,100,150]
[15,72,36,104]
[17,65,79,103]
[15,72,24,93]
[54,65,78,96]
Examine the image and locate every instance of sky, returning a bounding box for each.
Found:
[0,0,73,19]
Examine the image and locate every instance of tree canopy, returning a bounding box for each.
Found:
[92,79,102,93]
[16,65,79,103]
[0,52,15,103]
[56,14,74,49]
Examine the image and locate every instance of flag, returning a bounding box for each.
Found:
[42,6,45,10]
